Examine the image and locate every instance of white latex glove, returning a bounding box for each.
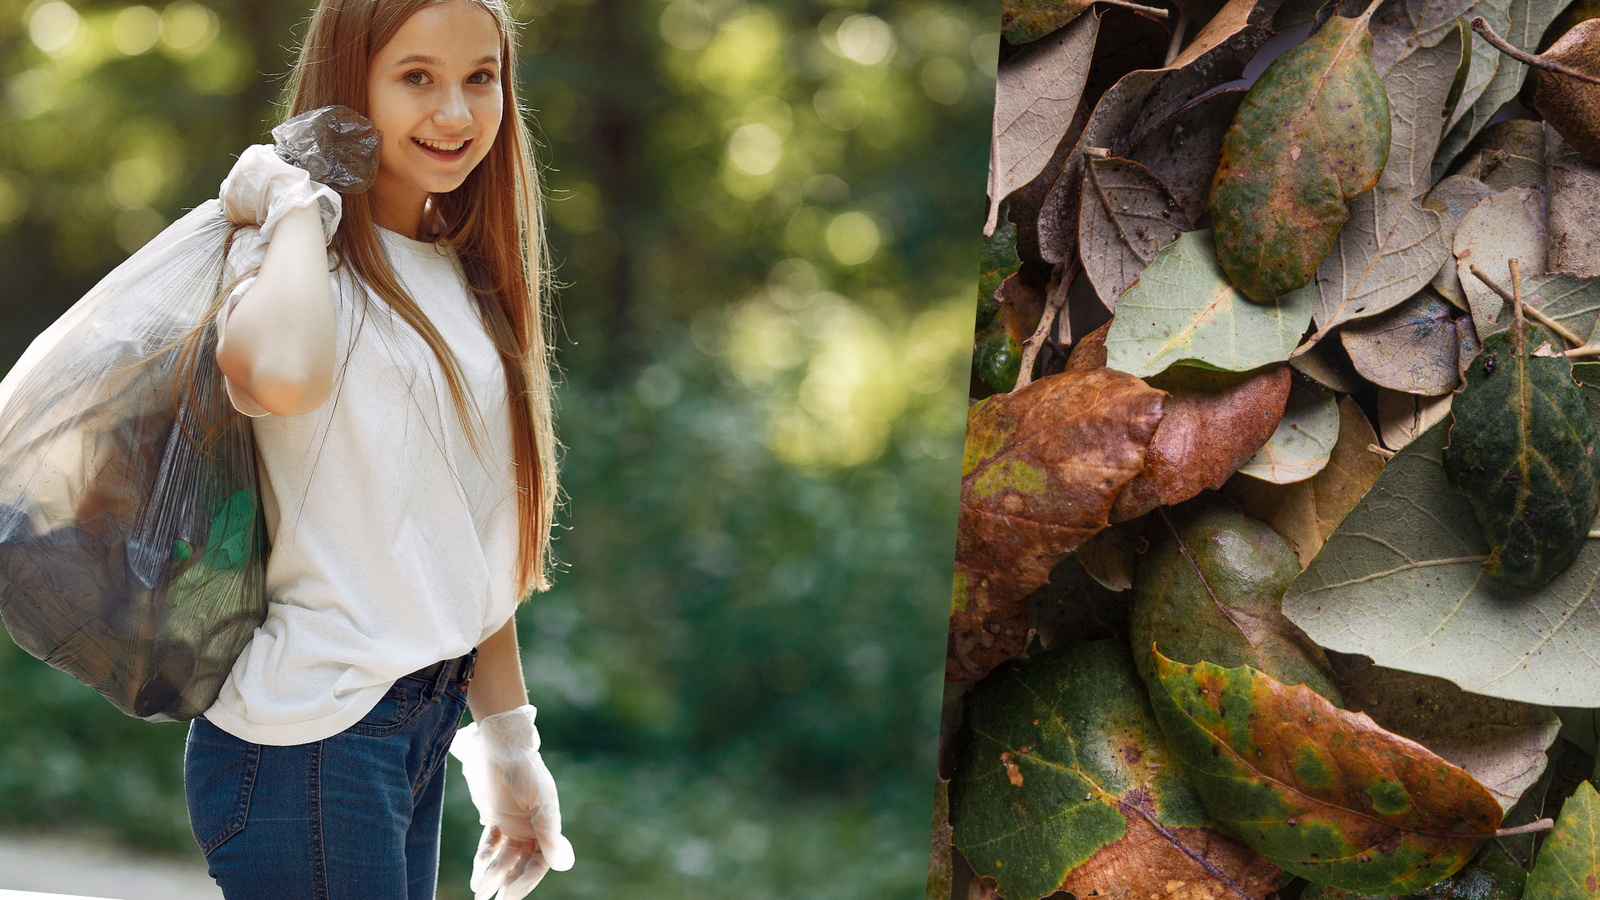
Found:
[218,144,342,244]
[449,705,574,900]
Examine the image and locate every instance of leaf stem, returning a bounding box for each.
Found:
[1468,262,1585,346]
[1568,344,1600,358]
[1163,5,1189,66]
[1495,818,1555,836]
[1471,17,1600,86]
[1097,0,1172,19]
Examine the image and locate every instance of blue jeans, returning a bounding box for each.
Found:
[184,673,469,900]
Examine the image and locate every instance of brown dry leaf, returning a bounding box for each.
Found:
[1127,88,1248,223]
[950,369,1165,681]
[1340,289,1461,395]
[1457,118,1547,191]
[1075,518,1147,591]
[1377,386,1452,450]
[1060,812,1283,900]
[1079,156,1192,311]
[1546,121,1600,277]
[1067,321,1110,369]
[1111,364,1291,521]
[1454,186,1548,340]
[1532,18,1600,159]
[1222,396,1386,567]
[986,13,1101,236]
[1330,653,1561,813]
[1423,173,1495,308]
[1035,0,1283,263]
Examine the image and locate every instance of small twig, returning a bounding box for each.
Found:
[1163,5,1189,65]
[1468,262,1585,346]
[1568,345,1600,358]
[1510,258,1525,346]
[1495,818,1555,837]
[1083,146,1111,159]
[1011,263,1075,393]
[1471,17,1600,86]
[1368,443,1395,460]
[1098,0,1171,18]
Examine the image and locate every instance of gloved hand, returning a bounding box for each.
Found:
[218,144,342,244]
[449,705,574,900]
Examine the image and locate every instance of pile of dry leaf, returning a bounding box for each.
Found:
[932,0,1600,896]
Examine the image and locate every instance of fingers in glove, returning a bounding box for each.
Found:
[471,826,508,895]
[498,849,551,900]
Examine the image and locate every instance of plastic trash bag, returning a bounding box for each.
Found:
[0,106,378,721]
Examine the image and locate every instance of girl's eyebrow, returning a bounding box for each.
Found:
[390,53,500,68]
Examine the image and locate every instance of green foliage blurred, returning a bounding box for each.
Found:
[0,0,991,894]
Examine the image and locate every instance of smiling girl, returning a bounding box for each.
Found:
[183,0,570,898]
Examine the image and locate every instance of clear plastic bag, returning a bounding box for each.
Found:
[0,106,378,721]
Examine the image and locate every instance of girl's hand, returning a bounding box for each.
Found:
[219,144,342,243]
[450,705,575,900]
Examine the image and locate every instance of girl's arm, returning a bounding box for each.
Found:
[468,616,530,719]
[215,203,337,417]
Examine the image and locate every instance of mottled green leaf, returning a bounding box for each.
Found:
[1239,381,1342,484]
[1424,174,1496,309]
[1330,652,1561,813]
[1456,187,1548,341]
[1310,23,1457,336]
[1210,1,1392,303]
[949,642,1282,900]
[1434,0,1566,174]
[1341,289,1462,396]
[1443,323,1600,588]
[1035,0,1284,264]
[1523,780,1600,898]
[1300,841,1527,898]
[952,369,1165,681]
[1079,157,1192,311]
[1282,411,1600,706]
[1129,500,1342,701]
[1104,230,1316,377]
[1002,0,1093,44]
[1147,650,1503,893]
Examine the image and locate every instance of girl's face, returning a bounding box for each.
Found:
[366,0,504,235]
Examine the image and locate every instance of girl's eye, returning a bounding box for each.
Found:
[468,70,496,85]
[404,71,431,86]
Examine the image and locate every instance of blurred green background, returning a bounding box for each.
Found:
[0,0,992,895]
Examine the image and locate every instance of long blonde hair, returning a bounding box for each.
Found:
[283,0,558,594]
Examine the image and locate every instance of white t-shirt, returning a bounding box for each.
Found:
[202,227,520,746]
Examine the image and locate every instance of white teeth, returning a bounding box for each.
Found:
[415,137,466,152]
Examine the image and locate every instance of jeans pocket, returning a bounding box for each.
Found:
[184,717,260,855]
[347,680,418,735]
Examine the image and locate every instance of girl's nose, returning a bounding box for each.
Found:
[433,88,472,129]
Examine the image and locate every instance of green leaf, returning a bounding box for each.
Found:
[1300,841,1527,898]
[1524,780,1600,898]
[977,221,1022,330]
[1282,411,1600,706]
[1238,381,1341,484]
[952,369,1165,681]
[949,641,1282,900]
[1146,649,1504,893]
[1130,500,1343,701]
[1104,230,1316,377]
[1443,324,1600,588]
[1309,21,1458,338]
[1210,0,1392,303]
[1340,289,1462,396]
[1434,0,1567,176]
